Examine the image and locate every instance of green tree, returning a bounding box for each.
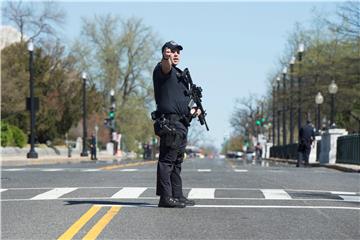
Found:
[117,96,154,151]
[221,135,244,154]
[1,42,29,131]
[1,42,103,143]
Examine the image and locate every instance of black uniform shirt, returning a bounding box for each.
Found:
[299,123,315,144]
[153,63,190,116]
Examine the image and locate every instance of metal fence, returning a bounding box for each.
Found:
[270,144,298,159]
[336,134,360,165]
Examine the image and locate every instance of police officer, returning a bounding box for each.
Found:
[153,41,200,208]
[297,120,315,167]
[90,133,97,160]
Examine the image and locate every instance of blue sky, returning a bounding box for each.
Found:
[50,1,340,149]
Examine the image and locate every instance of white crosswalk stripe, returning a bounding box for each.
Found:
[41,169,64,172]
[111,187,147,199]
[261,189,292,199]
[81,169,101,172]
[234,169,248,172]
[197,169,211,172]
[119,169,138,172]
[3,168,26,171]
[339,195,360,202]
[1,187,359,203]
[31,188,77,200]
[188,188,215,199]
[331,191,356,195]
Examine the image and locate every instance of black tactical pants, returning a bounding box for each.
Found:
[297,144,311,167]
[156,120,188,198]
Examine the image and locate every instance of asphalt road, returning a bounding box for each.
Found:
[1,157,359,240]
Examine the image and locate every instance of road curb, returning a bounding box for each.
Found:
[322,164,360,173]
[267,158,359,173]
[267,158,297,164]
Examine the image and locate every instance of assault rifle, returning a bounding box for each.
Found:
[183,68,209,131]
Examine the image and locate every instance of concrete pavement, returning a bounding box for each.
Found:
[1,158,359,239]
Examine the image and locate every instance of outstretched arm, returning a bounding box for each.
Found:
[161,47,172,75]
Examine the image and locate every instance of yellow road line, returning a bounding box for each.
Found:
[82,206,122,240]
[57,205,101,240]
[99,160,157,170]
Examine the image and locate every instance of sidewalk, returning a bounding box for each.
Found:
[268,158,360,173]
[1,154,120,167]
[0,146,141,167]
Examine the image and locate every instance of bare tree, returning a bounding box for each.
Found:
[230,94,259,138]
[72,15,160,108]
[333,1,360,41]
[187,121,205,146]
[2,0,65,42]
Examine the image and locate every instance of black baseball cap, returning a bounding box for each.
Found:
[161,40,183,53]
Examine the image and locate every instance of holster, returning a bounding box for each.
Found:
[152,111,175,136]
[151,111,185,149]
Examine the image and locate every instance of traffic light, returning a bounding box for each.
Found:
[255,115,266,126]
[106,89,116,132]
[255,112,260,126]
[109,108,115,120]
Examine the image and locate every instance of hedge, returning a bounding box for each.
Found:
[1,121,27,148]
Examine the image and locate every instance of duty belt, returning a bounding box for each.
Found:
[164,113,182,122]
[163,113,190,127]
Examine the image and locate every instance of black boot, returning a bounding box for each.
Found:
[176,196,195,206]
[158,196,186,208]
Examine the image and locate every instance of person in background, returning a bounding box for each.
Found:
[255,142,263,160]
[90,133,97,160]
[297,120,315,167]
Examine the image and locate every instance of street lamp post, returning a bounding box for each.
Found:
[94,124,99,152]
[109,89,117,155]
[282,67,287,146]
[315,92,324,134]
[289,56,296,144]
[276,76,281,146]
[328,80,338,128]
[80,72,88,157]
[256,105,260,139]
[109,89,115,142]
[27,40,38,159]
[272,82,276,146]
[297,43,305,140]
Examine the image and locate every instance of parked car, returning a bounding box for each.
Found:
[235,151,244,158]
[226,151,243,159]
[245,150,255,160]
